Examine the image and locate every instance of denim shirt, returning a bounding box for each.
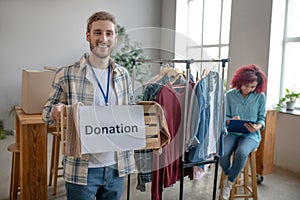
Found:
[187,71,226,162]
[225,88,266,143]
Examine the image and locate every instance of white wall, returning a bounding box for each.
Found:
[229,0,300,175]
[275,113,300,175]
[228,0,272,82]
[0,0,162,130]
[160,0,176,59]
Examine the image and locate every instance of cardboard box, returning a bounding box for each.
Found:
[22,70,55,114]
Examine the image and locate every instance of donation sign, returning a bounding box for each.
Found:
[79,105,145,153]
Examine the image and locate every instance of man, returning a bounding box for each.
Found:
[42,11,136,200]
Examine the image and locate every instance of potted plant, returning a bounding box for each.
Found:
[276,88,300,111]
[0,120,6,139]
[111,25,150,100]
[112,25,150,81]
[0,104,18,139]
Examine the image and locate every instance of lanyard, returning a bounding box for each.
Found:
[88,58,111,106]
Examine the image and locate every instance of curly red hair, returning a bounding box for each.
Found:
[231,64,267,93]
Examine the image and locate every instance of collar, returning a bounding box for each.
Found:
[233,88,257,95]
[79,53,116,72]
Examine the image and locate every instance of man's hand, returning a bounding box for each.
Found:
[51,104,64,121]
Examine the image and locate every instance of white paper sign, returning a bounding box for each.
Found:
[79,105,145,154]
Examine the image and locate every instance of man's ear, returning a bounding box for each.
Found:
[86,32,90,42]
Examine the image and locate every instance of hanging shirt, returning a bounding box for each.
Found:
[186,71,226,163]
[152,83,193,200]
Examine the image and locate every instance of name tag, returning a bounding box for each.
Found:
[79,105,145,153]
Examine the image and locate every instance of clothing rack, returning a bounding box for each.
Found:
[128,58,229,200]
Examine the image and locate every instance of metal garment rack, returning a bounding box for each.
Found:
[128,58,229,200]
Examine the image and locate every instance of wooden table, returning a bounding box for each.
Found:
[15,107,48,200]
[256,109,277,175]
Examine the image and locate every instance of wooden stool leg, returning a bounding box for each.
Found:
[52,134,61,195]
[9,152,14,199]
[219,171,224,189]
[48,133,62,195]
[244,158,250,200]
[219,171,225,200]
[250,151,258,200]
[48,135,56,186]
[10,151,20,200]
[228,150,258,200]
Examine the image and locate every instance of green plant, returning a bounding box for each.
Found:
[276,89,300,110]
[9,104,17,117]
[0,120,6,139]
[0,104,18,138]
[111,25,150,83]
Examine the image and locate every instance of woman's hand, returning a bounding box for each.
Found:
[244,123,262,133]
[232,116,240,120]
[226,115,240,125]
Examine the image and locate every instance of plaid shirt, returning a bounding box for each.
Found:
[42,53,136,185]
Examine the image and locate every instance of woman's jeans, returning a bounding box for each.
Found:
[65,166,124,200]
[219,134,259,182]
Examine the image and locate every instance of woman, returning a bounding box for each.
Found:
[220,64,267,200]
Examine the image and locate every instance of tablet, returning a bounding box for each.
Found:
[227,120,256,134]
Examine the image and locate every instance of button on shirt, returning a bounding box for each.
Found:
[225,88,266,143]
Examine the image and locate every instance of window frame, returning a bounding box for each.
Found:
[175,0,231,80]
[279,0,300,110]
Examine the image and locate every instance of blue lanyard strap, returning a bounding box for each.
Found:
[88,58,111,106]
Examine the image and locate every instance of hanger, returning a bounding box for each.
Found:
[166,68,179,80]
[169,72,186,85]
[143,64,176,87]
[201,68,210,78]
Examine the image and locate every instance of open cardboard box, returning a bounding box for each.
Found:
[21,69,55,114]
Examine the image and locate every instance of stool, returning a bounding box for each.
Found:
[7,143,20,200]
[48,107,68,195]
[219,150,258,200]
[48,131,63,195]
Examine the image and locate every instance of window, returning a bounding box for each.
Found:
[175,0,232,81]
[268,0,300,109]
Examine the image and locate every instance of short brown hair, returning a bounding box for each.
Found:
[86,11,118,33]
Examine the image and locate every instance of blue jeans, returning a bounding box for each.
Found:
[219,134,259,182]
[65,166,124,200]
